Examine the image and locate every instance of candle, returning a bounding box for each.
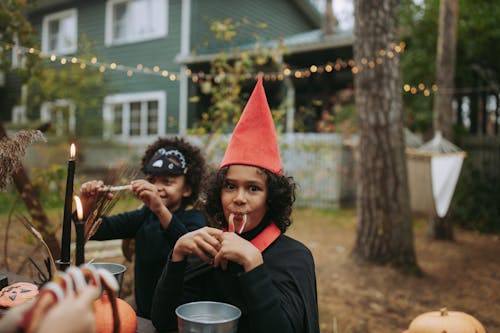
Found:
[59,143,76,270]
[74,195,85,266]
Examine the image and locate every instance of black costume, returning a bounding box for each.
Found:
[151,218,320,333]
[91,205,206,318]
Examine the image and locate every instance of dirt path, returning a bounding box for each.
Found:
[288,210,500,333]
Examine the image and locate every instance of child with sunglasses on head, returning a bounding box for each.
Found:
[151,79,320,333]
[78,137,208,319]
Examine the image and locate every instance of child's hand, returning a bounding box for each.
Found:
[35,285,99,333]
[79,180,113,218]
[130,179,164,212]
[214,232,263,272]
[172,227,223,263]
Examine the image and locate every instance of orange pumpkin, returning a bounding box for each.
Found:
[407,308,485,333]
[93,294,137,333]
[0,282,39,308]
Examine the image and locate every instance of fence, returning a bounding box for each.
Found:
[178,133,356,208]
[460,136,500,180]
[21,133,499,211]
[23,133,355,209]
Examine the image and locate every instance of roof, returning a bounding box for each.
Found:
[290,0,323,27]
[283,28,353,53]
[177,28,354,65]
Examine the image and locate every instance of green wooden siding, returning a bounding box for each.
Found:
[26,0,183,134]
[190,0,319,55]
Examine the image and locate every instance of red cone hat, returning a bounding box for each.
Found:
[220,77,282,174]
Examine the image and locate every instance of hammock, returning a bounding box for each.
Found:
[406,131,466,218]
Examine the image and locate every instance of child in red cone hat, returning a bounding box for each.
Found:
[151,78,320,333]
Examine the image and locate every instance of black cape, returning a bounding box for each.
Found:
[151,222,320,333]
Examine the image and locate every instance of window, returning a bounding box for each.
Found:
[103,91,166,140]
[11,36,27,69]
[12,105,27,124]
[147,101,159,135]
[105,0,167,46]
[42,9,78,55]
[112,104,123,135]
[40,100,76,136]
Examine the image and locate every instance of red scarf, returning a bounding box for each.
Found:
[250,223,281,252]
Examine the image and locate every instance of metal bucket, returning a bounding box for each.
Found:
[176,301,241,333]
[91,262,126,297]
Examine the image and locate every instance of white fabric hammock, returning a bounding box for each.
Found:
[406,132,466,218]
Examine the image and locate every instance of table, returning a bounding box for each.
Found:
[137,316,158,333]
[0,272,175,333]
[137,316,176,333]
[0,270,34,285]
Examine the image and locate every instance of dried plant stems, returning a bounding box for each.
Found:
[17,215,57,276]
[0,129,46,189]
[84,191,120,243]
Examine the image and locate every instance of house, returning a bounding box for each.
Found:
[1,0,357,208]
[2,0,354,144]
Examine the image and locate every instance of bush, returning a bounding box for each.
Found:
[0,164,67,214]
[451,159,500,233]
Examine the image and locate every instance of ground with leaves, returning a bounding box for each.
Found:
[1,208,499,332]
[290,209,500,333]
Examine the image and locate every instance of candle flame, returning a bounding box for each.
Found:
[70,143,76,158]
[74,195,83,221]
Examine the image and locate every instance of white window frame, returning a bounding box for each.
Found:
[40,99,76,136]
[103,91,167,142]
[105,0,168,46]
[12,105,27,124]
[41,8,78,55]
[11,36,27,69]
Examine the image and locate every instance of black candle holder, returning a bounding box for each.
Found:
[55,258,71,271]
[74,218,85,267]
[61,157,75,265]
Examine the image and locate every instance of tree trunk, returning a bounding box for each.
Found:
[353,0,418,270]
[0,123,61,258]
[433,0,458,140]
[431,0,458,240]
[322,0,337,35]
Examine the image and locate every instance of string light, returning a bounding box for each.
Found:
[4,41,404,80]
[3,41,490,97]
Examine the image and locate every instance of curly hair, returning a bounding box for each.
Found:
[141,137,208,206]
[204,166,297,233]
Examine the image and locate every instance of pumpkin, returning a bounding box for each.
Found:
[0,282,39,308]
[93,293,137,333]
[407,308,486,333]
